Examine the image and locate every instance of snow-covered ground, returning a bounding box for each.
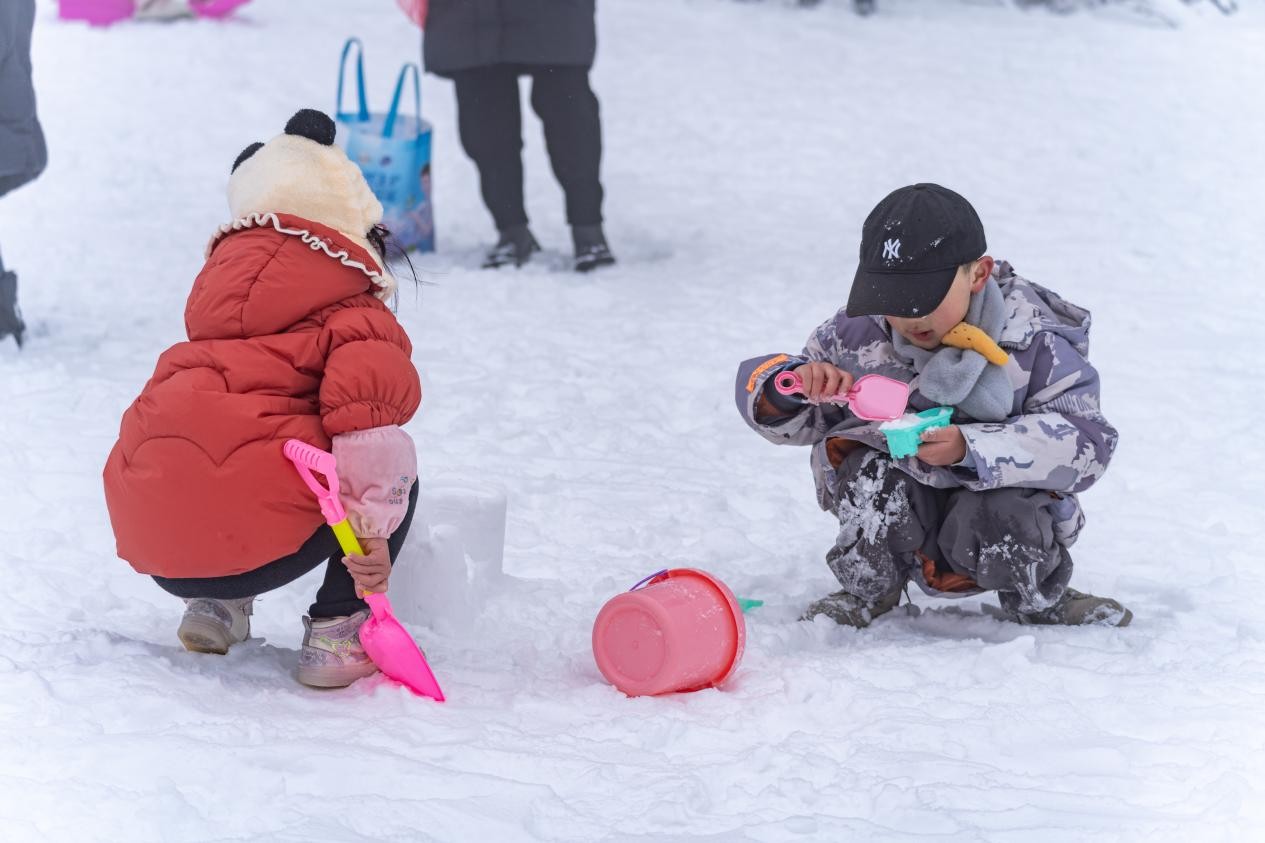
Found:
[3,0,1264,839]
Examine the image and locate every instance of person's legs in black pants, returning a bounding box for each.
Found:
[452,65,535,252]
[309,481,420,618]
[528,66,614,271]
[528,66,604,230]
[153,482,421,619]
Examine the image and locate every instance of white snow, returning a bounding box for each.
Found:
[880,413,925,430]
[3,0,1265,840]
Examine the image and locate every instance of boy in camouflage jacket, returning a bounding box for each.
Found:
[736,184,1131,627]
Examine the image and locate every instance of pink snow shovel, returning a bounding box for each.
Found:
[773,370,909,422]
[283,440,445,701]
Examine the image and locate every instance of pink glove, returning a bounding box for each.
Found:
[332,425,418,539]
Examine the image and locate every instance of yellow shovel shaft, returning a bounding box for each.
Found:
[331,519,365,558]
[332,519,380,598]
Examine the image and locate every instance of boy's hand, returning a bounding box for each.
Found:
[343,537,392,595]
[916,425,967,466]
[792,362,855,404]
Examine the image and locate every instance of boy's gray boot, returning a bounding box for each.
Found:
[802,586,903,628]
[178,596,254,654]
[1000,588,1132,627]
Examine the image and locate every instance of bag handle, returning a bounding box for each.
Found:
[383,63,422,138]
[336,38,370,122]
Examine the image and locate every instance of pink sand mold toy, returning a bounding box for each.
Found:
[592,568,746,697]
[773,370,909,422]
[283,439,445,701]
[879,406,954,459]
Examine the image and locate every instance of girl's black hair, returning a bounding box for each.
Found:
[366,223,421,292]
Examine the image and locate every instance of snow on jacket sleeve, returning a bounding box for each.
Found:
[333,425,417,539]
[318,305,421,438]
[952,331,1117,494]
[734,317,853,447]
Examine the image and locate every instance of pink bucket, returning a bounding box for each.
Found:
[592,568,746,697]
[58,0,135,26]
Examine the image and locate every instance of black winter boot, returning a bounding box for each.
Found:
[572,224,616,273]
[0,270,26,349]
[482,225,541,269]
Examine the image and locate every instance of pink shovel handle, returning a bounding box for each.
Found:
[282,440,347,525]
[363,591,391,622]
[773,370,855,404]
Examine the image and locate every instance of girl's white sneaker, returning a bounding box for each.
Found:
[177,596,254,654]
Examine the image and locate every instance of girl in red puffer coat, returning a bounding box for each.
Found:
[103,109,421,689]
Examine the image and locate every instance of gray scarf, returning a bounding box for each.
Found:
[890,277,1013,422]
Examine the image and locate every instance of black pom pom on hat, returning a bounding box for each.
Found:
[284,109,336,146]
[231,141,264,174]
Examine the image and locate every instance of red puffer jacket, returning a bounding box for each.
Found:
[103,213,421,578]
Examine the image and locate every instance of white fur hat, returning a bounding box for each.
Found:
[225,109,395,298]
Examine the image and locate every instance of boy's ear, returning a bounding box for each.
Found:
[970,256,995,292]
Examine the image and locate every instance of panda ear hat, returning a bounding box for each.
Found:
[223,109,392,296]
[230,108,337,175]
[283,109,337,145]
[232,142,264,174]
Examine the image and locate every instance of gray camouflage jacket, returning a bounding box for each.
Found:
[734,262,1118,547]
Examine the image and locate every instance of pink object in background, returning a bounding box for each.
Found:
[192,0,253,19]
[57,0,135,26]
[57,0,251,24]
[592,569,746,697]
[283,439,444,702]
[395,0,428,28]
[773,370,910,422]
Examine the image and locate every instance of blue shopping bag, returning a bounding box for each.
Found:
[335,38,435,253]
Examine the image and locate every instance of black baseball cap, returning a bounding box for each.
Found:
[845,183,987,318]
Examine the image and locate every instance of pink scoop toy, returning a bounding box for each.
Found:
[283,439,444,701]
[774,370,909,422]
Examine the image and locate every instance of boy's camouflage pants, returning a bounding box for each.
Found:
[827,447,1073,615]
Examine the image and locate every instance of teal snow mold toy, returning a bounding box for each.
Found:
[881,407,954,459]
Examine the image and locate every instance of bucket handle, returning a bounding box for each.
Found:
[336,38,370,122]
[629,569,670,591]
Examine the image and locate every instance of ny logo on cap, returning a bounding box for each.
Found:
[883,238,901,260]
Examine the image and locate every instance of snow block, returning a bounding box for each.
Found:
[390,481,507,631]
